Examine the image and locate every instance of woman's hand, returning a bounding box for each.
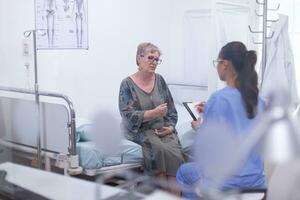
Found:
[191,118,202,130]
[153,103,168,118]
[143,103,168,122]
[195,102,205,113]
[155,126,174,137]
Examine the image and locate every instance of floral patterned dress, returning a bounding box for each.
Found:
[119,73,185,176]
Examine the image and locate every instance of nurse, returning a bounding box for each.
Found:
[176,41,265,198]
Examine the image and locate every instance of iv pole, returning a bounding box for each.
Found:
[23,29,45,169]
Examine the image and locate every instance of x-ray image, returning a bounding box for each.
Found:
[35,0,89,49]
[73,0,85,48]
[63,0,70,12]
[44,0,57,47]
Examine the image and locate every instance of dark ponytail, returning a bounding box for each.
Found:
[220,42,259,119]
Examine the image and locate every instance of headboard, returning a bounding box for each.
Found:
[0,96,70,154]
[0,86,77,157]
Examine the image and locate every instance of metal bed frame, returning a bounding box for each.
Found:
[0,86,144,177]
[0,85,82,175]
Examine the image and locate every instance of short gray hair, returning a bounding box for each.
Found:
[136,42,161,66]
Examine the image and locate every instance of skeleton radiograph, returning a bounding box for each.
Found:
[63,0,70,12]
[44,0,57,47]
[36,0,88,49]
[73,0,85,48]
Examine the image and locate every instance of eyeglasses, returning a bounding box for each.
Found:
[142,55,162,65]
[213,59,224,68]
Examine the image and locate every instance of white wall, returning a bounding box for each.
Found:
[0,0,213,121]
[167,0,212,82]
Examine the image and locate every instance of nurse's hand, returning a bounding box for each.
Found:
[195,102,205,113]
[191,118,202,130]
[155,126,174,137]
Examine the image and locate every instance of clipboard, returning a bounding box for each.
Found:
[182,102,198,121]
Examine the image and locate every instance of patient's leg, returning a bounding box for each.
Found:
[167,176,181,196]
[156,173,166,190]
[157,172,166,179]
[156,173,180,196]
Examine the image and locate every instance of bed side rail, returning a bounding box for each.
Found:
[0,86,82,175]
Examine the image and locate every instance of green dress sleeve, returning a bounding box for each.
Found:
[157,75,178,128]
[118,79,145,133]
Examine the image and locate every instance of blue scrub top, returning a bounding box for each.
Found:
[200,86,265,189]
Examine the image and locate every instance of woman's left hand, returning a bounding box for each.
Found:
[155,126,174,137]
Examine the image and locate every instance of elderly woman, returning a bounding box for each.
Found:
[119,42,185,191]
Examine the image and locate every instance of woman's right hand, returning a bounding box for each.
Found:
[143,103,168,122]
[153,103,168,118]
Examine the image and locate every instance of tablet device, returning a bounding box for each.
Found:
[182,102,199,121]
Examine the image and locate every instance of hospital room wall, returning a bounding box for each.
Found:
[0,0,214,121]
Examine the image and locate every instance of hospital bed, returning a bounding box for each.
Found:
[0,86,144,176]
[75,82,208,175]
[0,86,82,175]
[0,83,208,177]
